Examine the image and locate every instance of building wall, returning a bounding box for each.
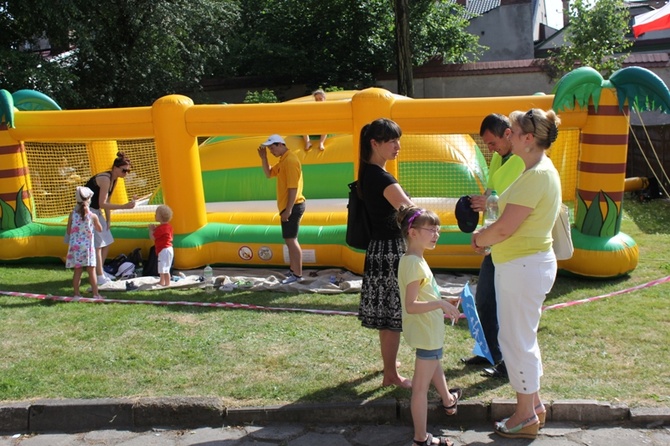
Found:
[378,70,555,98]
[375,57,670,99]
[468,1,535,62]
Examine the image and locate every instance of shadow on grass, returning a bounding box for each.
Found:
[546,273,630,302]
[623,195,670,235]
[284,365,508,410]
[293,370,403,404]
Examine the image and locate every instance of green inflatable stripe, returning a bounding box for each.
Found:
[571,230,637,252]
[304,163,354,198]
[202,163,354,202]
[400,161,485,198]
[3,222,475,253]
[202,168,274,202]
[174,223,471,249]
[201,135,240,145]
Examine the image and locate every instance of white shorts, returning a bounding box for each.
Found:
[495,250,557,394]
[157,247,174,274]
[91,208,114,248]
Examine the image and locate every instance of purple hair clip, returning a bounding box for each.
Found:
[407,209,424,227]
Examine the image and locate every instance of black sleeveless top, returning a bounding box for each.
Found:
[85,172,116,210]
[361,164,403,240]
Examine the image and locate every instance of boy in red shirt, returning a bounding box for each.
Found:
[149,205,174,286]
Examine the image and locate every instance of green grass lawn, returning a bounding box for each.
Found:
[0,196,668,408]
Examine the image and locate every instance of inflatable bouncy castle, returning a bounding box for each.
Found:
[1,67,669,277]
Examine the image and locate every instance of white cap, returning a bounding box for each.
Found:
[260,134,286,146]
[75,186,94,203]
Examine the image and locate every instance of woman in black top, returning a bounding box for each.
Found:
[85,151,136,285]
[358,118,414,388]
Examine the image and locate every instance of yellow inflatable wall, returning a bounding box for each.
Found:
[0,87,639,277]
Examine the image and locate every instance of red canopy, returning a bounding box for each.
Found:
[633,3,670,38]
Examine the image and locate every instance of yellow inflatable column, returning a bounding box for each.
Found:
[86,140,128,205]
[575,88,628,233]
[152,95,206,234]
[0,123,33,227]
[562,87,638,277]
[343,88,397,273]
[350,88,397,178]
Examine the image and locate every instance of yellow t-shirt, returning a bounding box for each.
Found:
[487,153,525,194]
[398,254,445,350]
[269,150,305,211]
[492,156,561,264]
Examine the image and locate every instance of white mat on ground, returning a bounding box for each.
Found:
[98,274,204,292]
[100,267,474,295]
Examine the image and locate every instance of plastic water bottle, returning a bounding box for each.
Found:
[483,191,499,254]
[484,190,499,226]
[203,264,214,293]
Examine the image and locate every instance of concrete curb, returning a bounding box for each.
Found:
[0,398,668,434]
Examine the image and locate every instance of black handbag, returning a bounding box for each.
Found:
[346,181,372,250]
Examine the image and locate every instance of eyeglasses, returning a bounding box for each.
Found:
[414,226,441,235]
[122,168,131,173]
[526,109,536,133]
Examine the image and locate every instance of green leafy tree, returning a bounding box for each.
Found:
[3,0,482,106]
[1,0,240,108]
[243,89,278,103]
[225,0,483,92]
[0,1,79,104]
[547,0,632,80]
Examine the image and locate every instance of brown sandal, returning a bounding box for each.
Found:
[442,387,462,416]
[413,433,454,446]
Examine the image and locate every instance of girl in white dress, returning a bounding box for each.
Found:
[66,186,103,298]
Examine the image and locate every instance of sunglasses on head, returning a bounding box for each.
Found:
[526,109,536,132]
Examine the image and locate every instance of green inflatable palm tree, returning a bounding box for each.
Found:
[552,66,670,237]
[0,89,62,128]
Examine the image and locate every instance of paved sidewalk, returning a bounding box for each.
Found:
[2,421,670,445]
[0,398,668,445]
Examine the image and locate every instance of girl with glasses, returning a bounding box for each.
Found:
[397,205,461,446]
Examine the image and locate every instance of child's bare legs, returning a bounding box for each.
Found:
[411,357,440,444]
[318,134,327,151]
[159,272,170,286]
[303,135,312,151]
[285,238,302,277]
[432,362,458,411]
[72,267,83,296]
[380,330,411,388]
[157,248,174,286]
[87,266,102,297]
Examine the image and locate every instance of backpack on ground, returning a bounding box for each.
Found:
[143,246,159,277]
[103,253,127,276]
[127,248,143,269]
[115,261,136,279]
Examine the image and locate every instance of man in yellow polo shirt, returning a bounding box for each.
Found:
[258,135,306,284]
[460,114,525,378]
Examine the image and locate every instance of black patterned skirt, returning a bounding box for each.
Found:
[358,238,406,331]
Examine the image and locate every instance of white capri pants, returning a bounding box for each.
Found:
[495,249,557,394]
[157,247,174,274]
